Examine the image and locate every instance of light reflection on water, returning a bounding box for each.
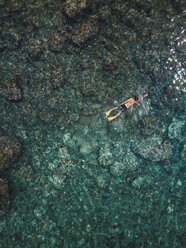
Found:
[166,26,186,93]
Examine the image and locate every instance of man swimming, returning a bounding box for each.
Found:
[105,94,148,121]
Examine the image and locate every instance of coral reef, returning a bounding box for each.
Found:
[0,135,21,171]
[64,0,91,19]
[49,31,68,52]
[0,77,22,101]
[0,0,185,247]
[131,135,173,161]
[71,15,99,45]
[26,38,44,59]
[168,119,185,140]
[0,178,9,217]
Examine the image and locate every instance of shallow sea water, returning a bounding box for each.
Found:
[0,1,185,247]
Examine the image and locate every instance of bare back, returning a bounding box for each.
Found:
[123,98,137,109]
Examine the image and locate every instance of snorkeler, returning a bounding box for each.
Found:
[106,94,148,121]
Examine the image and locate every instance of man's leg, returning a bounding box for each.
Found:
[107,111,122,121]
[105,107,118,116]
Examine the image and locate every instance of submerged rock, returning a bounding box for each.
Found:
[96,172,110,188]
[71,15,99,45]
[99,144,113,166]
[0,77,22,101]
[49,31,67,52]
[21,102,38,125]
[131,135,173,162]
[104,53,120,72]
[110,161,124,177]
[1,28,22,51]
[168,119,185,139]
[0,136,21,171]
[0,178,9,217]
[64,0,91,19]
[181,144,186,161]
[26,38,43,59]
[9,0,24,12]
[50,69,65,89]
[0,0,6,7]
[140,116,160,136]
[110,150,139,177]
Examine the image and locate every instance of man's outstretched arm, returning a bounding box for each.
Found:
[137,94,148,102]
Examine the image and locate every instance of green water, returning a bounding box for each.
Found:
[0,0,185,247]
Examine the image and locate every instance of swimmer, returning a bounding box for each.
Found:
[106,94,148,121]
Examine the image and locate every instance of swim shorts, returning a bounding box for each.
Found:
[118,104,127,112]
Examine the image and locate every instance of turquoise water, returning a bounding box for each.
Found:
[0,1,185,247]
